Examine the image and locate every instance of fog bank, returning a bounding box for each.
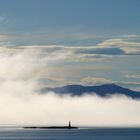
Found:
[0,46,140,127]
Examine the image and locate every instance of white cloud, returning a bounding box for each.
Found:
[98,38,140,47]
[32,38,140,56]
[1,36,140,66]
[98,38,140,54]
[0,45,139,127]
[1,90,140,127]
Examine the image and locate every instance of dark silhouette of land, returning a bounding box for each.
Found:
[23,121,78,129]
[41,84,140,99]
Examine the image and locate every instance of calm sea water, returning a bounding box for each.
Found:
[0,128,140,140]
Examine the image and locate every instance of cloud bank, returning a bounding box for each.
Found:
[1,92,140,127]
[0,46,140,127]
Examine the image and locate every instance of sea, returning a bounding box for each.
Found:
[0,127,140,140]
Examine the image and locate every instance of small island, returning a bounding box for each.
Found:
[23,121,78,129]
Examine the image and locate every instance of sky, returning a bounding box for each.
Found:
[0,0,140,89]
[0,0,140,126]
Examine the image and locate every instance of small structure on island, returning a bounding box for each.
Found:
[68,121,71,129]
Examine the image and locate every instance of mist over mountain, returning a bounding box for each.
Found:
[42,84,140,99]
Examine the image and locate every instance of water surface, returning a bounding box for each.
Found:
[0,128,140,140]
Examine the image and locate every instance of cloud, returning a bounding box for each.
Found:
[0,33,139,68]
[73,38,140,57]
[1,90,140,127]
[80,76,112,86]
[29,38,140,57]
[98,38,140,48]
[0,34,12,42]
[120,34,140,39]
[0,46,139,127]
[98,38,140,55]
[1,35,140,65]
[125,74,140,79]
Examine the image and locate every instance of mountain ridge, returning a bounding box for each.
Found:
[41,84,140,99]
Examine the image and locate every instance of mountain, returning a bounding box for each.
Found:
[41,84,140,99]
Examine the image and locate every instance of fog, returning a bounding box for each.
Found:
[0,46,140,127]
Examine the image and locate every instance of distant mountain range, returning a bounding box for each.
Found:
[41,84,140,99]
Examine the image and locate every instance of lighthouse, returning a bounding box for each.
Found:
[68,121,71,128]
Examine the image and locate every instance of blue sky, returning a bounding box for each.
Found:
[1,0,140,36]
[0,0,140,90]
